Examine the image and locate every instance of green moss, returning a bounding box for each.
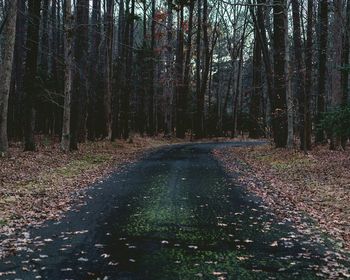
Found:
[270,158,313,171]
[54,154,111,177]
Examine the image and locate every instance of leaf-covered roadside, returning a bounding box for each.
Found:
[0,136,182,259]
[213,144,350,252]
[213,144,350,278]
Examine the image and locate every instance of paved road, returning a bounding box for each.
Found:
[0,142,348,279]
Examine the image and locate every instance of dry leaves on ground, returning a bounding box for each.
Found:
[213,144,350,251]
[214,144,350,279]
[0,136,181,258]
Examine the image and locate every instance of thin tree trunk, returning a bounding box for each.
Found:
[330,0,344,150]
[23,0,42,151]
[61,0,74,152]
[285,3,294,148]
[0,0,17,154]
[87,0,101,140]
[249,35,263,139]
[175,6,185,138]
[315,0,328,144]
[272,0,288,147]
[291,0,306,151]
[105,0,114,140]
[304,0,313,150]
[164,0,174,136]
[148,0,156,135]
[195,0,202,138]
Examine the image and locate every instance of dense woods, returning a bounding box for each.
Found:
[1,0,350,153]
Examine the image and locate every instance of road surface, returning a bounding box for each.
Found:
[0,142,348,279]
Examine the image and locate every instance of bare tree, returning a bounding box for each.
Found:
[0,0,17,154]
[61,0,74,152]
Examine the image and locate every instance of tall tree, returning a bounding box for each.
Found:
[315,0,328,144]
[70,0,89,150]
[0,0,17,153]
[87,0,102,140]
[342,0,350,105]
[61,0,74,152]
[285,2,293,148]
[195,0,202,138]
[249,35,263,139]
[148,0,156,135]
[304,0,313,150]
[330,0,344,150]
[272,0,288,147]
[23,0,42,151]
[291,0,306,150]
[175,4,185,138]
[164,0,174,136]
[104,0,114,140]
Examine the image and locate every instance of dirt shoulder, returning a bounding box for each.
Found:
[213,144,350,253]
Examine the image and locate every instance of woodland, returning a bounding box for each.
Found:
[0,0,349,153]
[2,1,350,278]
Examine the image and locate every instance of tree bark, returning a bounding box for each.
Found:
[285,3,294,148]
[87,0,101,140]
[70,0,89,150]
[104,0,114,140]
[272,0,288,147]
[330,0,344,150]
[164,0,174,136]
[175,5,185,138]
[304,0,313,150]
[291,0,306,150]
[315,0,328,144]
[61,0,74,152]
[249,35,263,139]
[0,0,17,154]
[195,0,202,138]
[23,0,42,151]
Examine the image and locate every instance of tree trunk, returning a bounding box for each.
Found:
[342,0,350,106]
[70,0,89,150]
[272,0,288,147]
[61,0,74,152]
[175,6,185,138]
[87,0,101,140]
[249,35,263,139]
[291,0,306,150]
[304,0,313,150]
[330,0,344,150]
[164,0,174,136]
[195,0,202,138]
[23,0,42,151]
[40,0,49,75]
[148,0,156,136]
[104,0,114,140]
[0,0,17,154]
[285,4,294,148]
[315,0,328,144]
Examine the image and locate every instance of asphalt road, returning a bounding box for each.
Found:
[0,142,347,279]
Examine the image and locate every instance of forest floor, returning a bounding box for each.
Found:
[213,144,350,254]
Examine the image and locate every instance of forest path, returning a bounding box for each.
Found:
[0,142,345,279]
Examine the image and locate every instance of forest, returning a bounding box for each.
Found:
[2,1,350,278]
[0,0,349,153]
